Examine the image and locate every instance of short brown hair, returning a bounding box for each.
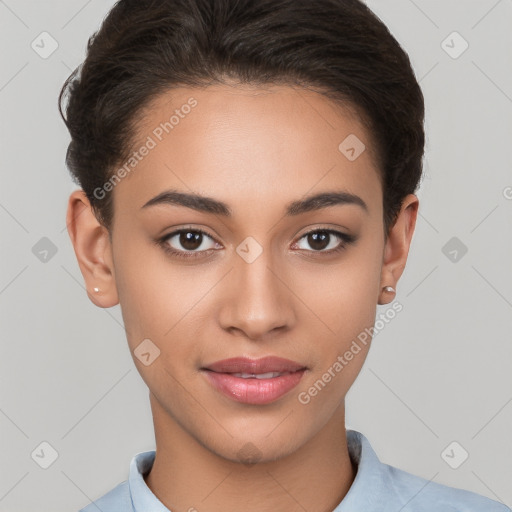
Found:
[59,0,425,238]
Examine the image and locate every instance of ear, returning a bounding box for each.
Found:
[378,193,419,305]
[66,189,119,308]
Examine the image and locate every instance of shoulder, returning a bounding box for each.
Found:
[343,430,510,512]
[78,480,133,512]
[384,463,509,512]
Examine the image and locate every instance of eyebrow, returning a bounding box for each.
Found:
[141,189,368,216]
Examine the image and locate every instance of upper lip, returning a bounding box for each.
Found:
[202,356,306,374]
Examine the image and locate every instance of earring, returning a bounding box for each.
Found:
[93,287,100,293]
[382,285,395,293]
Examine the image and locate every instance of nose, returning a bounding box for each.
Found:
[217,244,295,341]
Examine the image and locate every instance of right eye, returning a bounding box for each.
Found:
[157,228,221,259]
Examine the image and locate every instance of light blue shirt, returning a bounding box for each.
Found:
[79,430,510,511]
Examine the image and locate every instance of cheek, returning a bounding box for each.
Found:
[112,237,216,374]
[293,240,382,397]
[294,246,382,337]
[112,237,175,347]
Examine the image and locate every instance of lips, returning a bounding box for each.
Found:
[201,356,307,405]
[202,356,307,375]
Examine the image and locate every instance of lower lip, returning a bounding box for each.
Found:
[202,369,306,405]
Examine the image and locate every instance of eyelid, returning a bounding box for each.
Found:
[295,224,352,238]
[292,227,356,251]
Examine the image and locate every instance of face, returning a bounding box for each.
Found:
[68,82,418,464]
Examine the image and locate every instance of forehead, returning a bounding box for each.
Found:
[113,83,382,218]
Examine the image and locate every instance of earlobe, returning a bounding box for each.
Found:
[66,189,119,308]
[378,194,419,305]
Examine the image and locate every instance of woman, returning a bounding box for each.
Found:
[60,0,508,510]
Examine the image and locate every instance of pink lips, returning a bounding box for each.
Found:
[201,356,307,405]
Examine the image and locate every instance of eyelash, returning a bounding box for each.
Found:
[156,227,356,260]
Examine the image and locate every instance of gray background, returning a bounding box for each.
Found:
[1,0,511,511]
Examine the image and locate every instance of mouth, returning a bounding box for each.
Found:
[213,371,296,379]
[200,356,307,405]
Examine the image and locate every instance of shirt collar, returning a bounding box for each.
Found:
[128,429,384,512]
[334,429,390,510]
[129,449,169,512]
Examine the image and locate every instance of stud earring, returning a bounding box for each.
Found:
[382,285,395,293]
[93,287,100,293]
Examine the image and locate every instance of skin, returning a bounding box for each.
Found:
[66,82,418,512]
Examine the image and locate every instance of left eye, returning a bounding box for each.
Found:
[294,229,351,252]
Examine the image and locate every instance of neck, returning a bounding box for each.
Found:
[144,393,356,512]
